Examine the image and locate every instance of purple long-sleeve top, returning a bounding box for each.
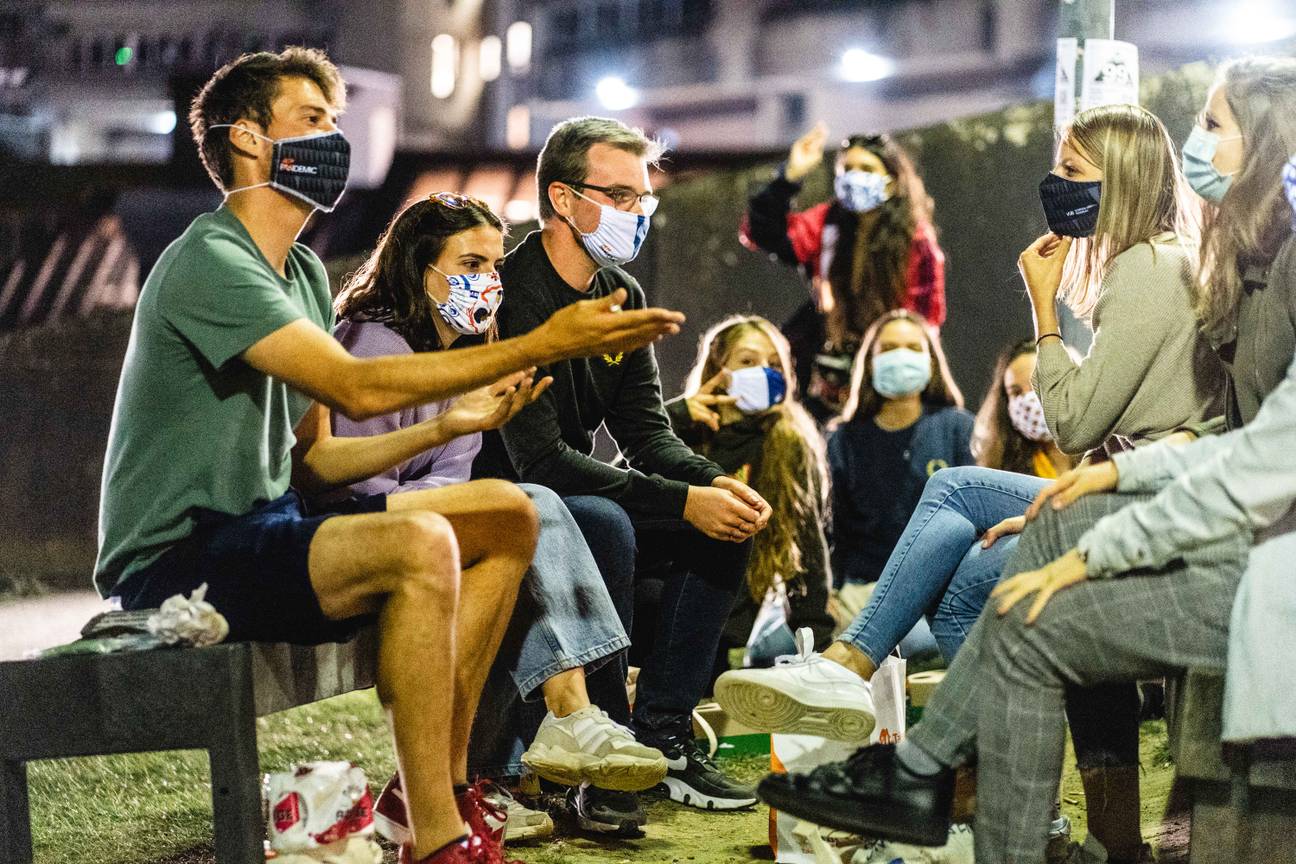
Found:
[331,318,481,495]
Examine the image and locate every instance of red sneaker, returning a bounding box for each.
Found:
[373,772,412,846]
[374,775,510,852]
[459,780,509,846]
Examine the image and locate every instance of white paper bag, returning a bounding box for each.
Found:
[770,734,859,863]
[869,653,907,745]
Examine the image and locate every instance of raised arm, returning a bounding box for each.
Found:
[243,288,681,420]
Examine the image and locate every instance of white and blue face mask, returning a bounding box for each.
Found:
[871,347,931,399]
[565,187,651,268]
[1182,126,1241,204]
[431,267,503,335]
[727,366,788,414]
[834,170,891,213]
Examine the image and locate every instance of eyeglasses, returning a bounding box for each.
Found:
[563,181,660,216]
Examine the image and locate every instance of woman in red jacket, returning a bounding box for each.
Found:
[743,123,946,422]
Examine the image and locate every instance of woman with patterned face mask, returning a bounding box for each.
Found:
[329,193,668,845]
[972,341,1073,480]
[741,125,946,423]
[660,316,834,678]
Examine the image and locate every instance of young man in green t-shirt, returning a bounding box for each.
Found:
[94,47,682,864]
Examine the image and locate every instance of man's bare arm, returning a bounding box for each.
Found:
[244,288,682,420]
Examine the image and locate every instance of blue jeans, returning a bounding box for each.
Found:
[467,486,631,777]
[628,516,751,737]
[839,467,1047,666]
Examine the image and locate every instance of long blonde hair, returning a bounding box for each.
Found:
[1196,57,1296,342]
[685,316,829,600]
[1057,104,1201,319]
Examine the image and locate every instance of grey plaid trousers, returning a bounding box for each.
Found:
[906,492,1249,864]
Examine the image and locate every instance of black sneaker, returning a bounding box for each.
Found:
[757,743,953,846]
[565,782,646,837]
[643,731,757,810]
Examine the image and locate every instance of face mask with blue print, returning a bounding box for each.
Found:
[1182,126,1241,204]
[871,347,931,399]
[727,366,787,414]
[431,267,503,335]
[565,187,650,268]
[834,170,891,213]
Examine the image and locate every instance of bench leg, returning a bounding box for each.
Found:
[208,721,263,864]
[1,759,33,864]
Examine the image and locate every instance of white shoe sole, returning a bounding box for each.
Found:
[659,776,757,810]
[372,809,412,846]
[521,744,668,792]
[715,675,876,742]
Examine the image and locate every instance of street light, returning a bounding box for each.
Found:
[596,76,639,111]
[1224,1,1296,43]
[839,48,894,83]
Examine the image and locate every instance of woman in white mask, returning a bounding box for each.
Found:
[742,126,946,422]
[663,315,833,674]
[329,192,669,843]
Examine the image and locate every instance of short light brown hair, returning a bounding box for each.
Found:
[189,46,346,191]
[535,116,663,221]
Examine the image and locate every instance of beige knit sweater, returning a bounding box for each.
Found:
[1033,234,1226,457]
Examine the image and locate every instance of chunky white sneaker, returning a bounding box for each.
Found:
[521,705,668,791]
[715,628,875,741]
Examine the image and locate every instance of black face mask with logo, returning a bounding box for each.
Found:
[208,126,351,212]
[1038,172,1102,238]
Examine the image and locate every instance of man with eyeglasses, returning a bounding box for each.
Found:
[475,116,773,828]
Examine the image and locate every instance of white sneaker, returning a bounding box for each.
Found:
[483,787,554,843]
[714,627,875,741]
[521,705,668,792]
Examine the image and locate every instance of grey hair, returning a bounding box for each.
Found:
[535,116,664,221]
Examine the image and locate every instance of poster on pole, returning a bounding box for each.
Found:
[1055,38,1078,131]
[1080,38,1140,110]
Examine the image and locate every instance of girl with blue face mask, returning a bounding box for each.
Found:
[742,125,947,423]
[827,309,974,588]
[664,316,834,673]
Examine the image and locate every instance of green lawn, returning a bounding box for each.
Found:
[26,691,1179,864]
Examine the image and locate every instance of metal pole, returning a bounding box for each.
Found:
[1055,0,1115,352]
[1059,0,1116,115]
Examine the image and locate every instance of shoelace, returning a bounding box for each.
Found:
[773,626,818,667]
[463,780,510,828]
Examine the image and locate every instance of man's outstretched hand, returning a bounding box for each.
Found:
[536,289,684,362]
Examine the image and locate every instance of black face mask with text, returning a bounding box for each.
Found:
[1038,172,1102,238]
[210,126,351,212]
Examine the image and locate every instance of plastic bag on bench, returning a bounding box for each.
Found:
[265,761,380,863]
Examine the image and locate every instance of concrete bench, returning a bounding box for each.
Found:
[1167,668,1296,864]
[0,628,377,864]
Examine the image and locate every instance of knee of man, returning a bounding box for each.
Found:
[390,511,460,597]
[480,479,541,548]
[576,496,634,546]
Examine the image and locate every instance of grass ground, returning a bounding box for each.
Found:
[27,691,1180,864]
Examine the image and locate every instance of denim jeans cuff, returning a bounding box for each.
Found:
[512,635,631,703]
